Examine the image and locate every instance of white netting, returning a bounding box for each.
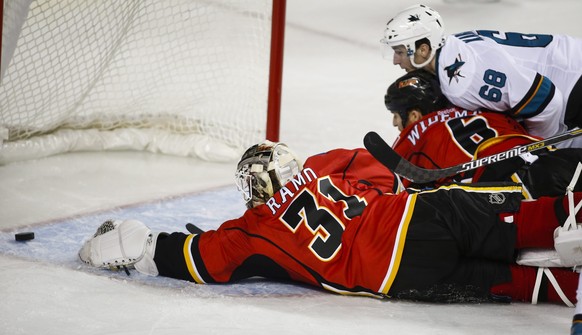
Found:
[0,0,276,163]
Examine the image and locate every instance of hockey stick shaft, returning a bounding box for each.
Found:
[364,128,582,184]
[186,223,205,234]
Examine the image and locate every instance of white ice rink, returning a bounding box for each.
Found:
[2,0,582,334]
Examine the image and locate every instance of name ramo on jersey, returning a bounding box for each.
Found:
[266,167,318,214]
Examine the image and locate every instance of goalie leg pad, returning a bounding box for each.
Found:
[516,248,568,268]
[491,265,577,306]
[553,164,582,266]
[79,219,159,275]
[554,227,582,267]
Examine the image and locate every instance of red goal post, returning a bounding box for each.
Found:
[0,0,286,163]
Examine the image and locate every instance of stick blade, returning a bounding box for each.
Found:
[364,131,458,184]
[363,131,402,172]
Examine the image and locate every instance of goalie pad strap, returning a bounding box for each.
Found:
[532,267,574,307]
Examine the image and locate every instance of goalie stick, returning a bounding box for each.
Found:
[364,128,582,184]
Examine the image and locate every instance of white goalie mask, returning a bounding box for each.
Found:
[380,4,445,68]
[235,141,303,209]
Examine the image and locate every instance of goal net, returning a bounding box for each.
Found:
[0,0,285,163]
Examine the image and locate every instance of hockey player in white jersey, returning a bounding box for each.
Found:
[380,4,582,147]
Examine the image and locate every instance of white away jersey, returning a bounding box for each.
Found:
[436,30,582,139]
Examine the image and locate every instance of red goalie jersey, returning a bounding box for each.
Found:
[391,106,540,187]
[181,148,409,297]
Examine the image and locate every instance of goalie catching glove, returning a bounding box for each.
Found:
[78,219,160,276]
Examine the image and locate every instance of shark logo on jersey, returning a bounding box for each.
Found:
[408,14,420,22]
[444,54,466,84]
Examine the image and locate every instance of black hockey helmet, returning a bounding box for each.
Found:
[384,69,449,126]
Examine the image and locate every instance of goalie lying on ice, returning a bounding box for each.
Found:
[80,141,582,305]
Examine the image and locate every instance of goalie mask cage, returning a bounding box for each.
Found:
[0,0,285,163]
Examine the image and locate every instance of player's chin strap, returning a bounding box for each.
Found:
[410,49,436,69]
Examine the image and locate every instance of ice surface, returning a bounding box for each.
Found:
[2,0,581,334]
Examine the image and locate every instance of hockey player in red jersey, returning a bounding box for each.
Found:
[387,69,582,196]
[79,141,582,305]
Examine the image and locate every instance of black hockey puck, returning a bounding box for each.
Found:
[15,232,35,241]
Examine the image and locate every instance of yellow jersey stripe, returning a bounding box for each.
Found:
[321,283,383,298]
[379,193,417,294]
[473,134,541,159]
[510,173,533,200]
[419,183,522,194]
[183,234,205,284]
[514,77,544,116]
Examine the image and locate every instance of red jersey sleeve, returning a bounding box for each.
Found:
[304,148,402,194]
